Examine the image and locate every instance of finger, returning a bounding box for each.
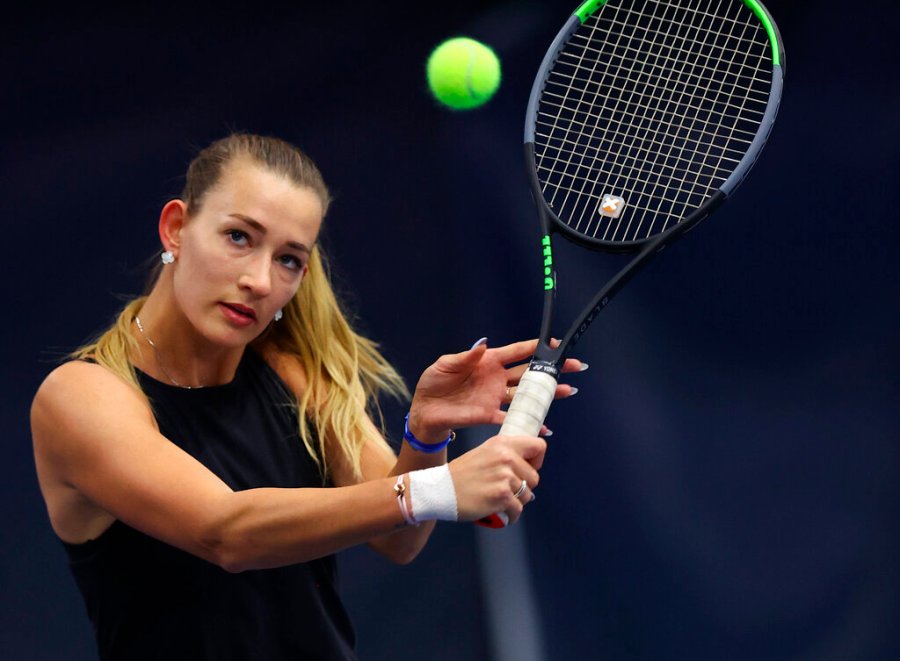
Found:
[508,448,543,486]
[502,498,525,525]
[553,383,579,400]
[503,476,536,523]
[559,358,589,374]
[511,478,528,498]
[519,485,536,505]
[484,434,544,482]
[437,339,489,373]
[492,433,548,470]
[511,478,535,505]
[489,338,541,365]
[519,440,547,471]
[505,363,529,384]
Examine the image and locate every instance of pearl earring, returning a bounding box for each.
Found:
[274,309,283,322]
[161,250,175,265]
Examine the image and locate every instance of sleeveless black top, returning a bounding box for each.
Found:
[61,349,357,660]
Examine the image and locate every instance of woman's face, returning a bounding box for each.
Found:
[169,157,323,347]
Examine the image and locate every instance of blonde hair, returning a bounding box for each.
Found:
[72,133,409,481]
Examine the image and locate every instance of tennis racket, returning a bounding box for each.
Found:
[478,0,784,528]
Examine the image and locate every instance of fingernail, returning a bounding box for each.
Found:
[530,492,536,502]
[569,387,579,396]
[542,428,553,437]
[579,362,590,372]
[470,337,488,350]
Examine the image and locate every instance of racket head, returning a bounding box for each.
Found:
[525,0,785,253]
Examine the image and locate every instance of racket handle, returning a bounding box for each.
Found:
[476,368,558,529]
[499,368,558,436]
[478,512,510,528]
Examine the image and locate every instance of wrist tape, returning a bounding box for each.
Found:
[408,464,458,522]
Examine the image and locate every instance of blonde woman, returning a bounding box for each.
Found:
[30,133,581,659]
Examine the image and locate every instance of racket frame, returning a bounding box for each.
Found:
[524,0,784,371]
[477,0,784,528]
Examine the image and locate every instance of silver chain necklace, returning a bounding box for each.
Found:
[134,315,204,389]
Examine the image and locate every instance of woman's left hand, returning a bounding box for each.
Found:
[406,338,585,442]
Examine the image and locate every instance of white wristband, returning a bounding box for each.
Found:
[408,464,458,522]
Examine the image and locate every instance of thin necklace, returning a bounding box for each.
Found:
[134,315,204,389]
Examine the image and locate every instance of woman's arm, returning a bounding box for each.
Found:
[292,339,584,563]
[32,360,546,573]
[29,361,471,572]
[263,346,446,563]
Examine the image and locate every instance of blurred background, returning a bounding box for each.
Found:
[2,0,898,659]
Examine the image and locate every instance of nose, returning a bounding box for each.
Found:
[238,254,273,297]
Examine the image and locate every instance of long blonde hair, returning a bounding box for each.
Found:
[72,133,409,480]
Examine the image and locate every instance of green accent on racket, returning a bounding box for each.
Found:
[743,0,781,65]
[541,235,555,290]
[575,0,607,23]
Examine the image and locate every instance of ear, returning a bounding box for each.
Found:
[158,199,188,255]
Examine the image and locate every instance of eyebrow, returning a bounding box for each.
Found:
[229,214,312,253]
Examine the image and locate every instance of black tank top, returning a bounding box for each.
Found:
[62,349,357,660]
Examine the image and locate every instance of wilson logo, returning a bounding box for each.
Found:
[541,235,554,290]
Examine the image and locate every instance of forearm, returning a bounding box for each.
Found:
[206,477,406,572]
[366,442,450,563]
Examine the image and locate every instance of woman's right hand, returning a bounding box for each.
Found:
[448,434,546,525]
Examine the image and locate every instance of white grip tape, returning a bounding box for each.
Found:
[499,369,558,437]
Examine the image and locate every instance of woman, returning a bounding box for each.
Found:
[30,133,581,659]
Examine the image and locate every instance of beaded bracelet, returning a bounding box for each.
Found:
[403,412,455,453]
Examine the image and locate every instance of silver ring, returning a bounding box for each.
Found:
[514,479,527,498]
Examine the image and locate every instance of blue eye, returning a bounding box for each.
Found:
[228,230,249,245]
[278,254,303,271]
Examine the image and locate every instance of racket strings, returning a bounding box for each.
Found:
[534,0,773,244]
[544,0,736,235]
[538,92,762,142]
[560,0,728,240]
[581,0,764,240]
[540,0,724,238]
[624,0,764,240]
[564,20,773,95]
[559,0,768,240]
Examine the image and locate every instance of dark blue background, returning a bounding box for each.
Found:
[3,1,898,659]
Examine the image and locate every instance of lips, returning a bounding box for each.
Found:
[220,302,258,326]
[223,303,257,319]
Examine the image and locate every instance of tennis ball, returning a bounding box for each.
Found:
[426,37,501,110]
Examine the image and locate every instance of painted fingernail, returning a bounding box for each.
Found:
[542,428,553,437]
[569,387,579,396]
[579,362,590,372]
[470,337,488,350]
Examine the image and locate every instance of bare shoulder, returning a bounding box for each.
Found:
[33,361,153,431]
[31,361,156,465]
[31,361,157,541]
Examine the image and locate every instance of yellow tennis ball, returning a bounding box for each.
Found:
[426,37,501,110]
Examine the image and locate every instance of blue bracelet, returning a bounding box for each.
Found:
[404,413,455,453]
